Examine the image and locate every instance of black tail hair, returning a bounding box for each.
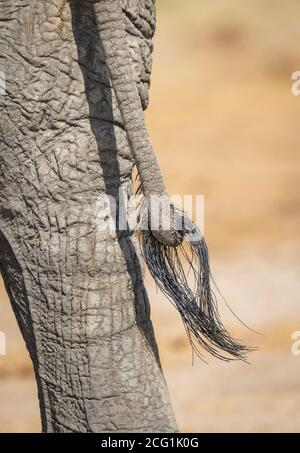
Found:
[138,200,252,362]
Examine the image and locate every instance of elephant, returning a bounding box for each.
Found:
[0,0,249,433]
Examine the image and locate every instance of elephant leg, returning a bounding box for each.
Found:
[0,217,177,432]
[0,0,177,432]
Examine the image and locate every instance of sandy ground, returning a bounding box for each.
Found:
[0,0,300,432]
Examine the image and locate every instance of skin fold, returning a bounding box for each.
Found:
[0,0,177,433]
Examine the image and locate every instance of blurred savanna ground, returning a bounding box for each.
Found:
[1,0,300,432]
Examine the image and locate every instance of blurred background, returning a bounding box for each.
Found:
[1,0,300,432]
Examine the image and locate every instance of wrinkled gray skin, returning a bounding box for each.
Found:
[0,0,178,432]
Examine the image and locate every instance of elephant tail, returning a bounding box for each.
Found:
[138,199,252,362]
[93,0,252,361]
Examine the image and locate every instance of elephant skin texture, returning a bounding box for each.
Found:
[0,0,177,433]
